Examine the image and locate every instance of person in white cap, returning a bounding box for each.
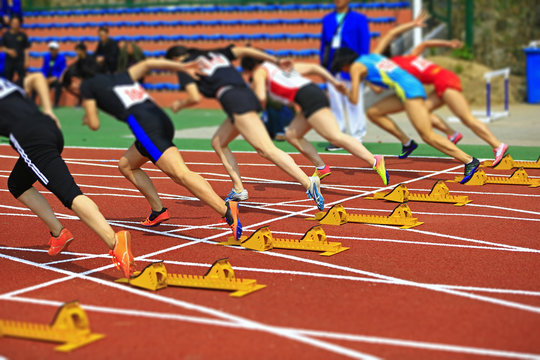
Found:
[39,41,66,107]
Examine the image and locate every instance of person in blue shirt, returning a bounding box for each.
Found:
[320,0,370,150]
[1,0,22,27]
[40,41,66,107]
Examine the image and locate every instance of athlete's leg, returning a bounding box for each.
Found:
[155,146,228,216]
[442,89,501,148]
[285,113,326,168]
[366,95,412,144]
[234,112,310,189]
[404,98,472,164]
[424,92,456,136]
[118,144,163,212]
[70,195,116,249]
[308,108,375,166]
[211,119,245,192]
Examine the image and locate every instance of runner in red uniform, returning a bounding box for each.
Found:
[380,16,508,166]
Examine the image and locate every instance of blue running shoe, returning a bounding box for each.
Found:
[460,157,480,184]
[306,176,325,210]
[398,140,418,159]
[223,201,242,240]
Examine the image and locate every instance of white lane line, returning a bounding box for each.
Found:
[0,253,380,360]
[4,296,540,360]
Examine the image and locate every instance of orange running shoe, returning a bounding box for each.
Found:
[312,165,332,180]
[223,201,242,240]
[141,208,170,227]
[109,230,135,278]
[48,228,74,256]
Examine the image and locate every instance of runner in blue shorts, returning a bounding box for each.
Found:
[331,23,480,183]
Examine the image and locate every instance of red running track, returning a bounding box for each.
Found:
[0,145,539,359]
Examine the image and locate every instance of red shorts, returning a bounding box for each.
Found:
[432,68,462,98]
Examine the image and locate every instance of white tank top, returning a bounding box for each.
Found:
[261,62,311,104]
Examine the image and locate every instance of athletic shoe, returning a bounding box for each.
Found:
[140,208,170,227]
[110,230,135,278]
[224,188,249,202]
[460,157,480,184]
[48,228,74,256]
[492,143,509,167]
[448,132,463,145]
[325,144,343,151]
[373,155,389,186]
[223,201,242,240]
[398,140,418,159]
[313,165,332,180]
[306,176,325,211]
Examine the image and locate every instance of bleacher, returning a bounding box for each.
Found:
[22,2,412,107]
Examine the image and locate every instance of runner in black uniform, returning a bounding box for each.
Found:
[62,57,242,239]
[166,45,324,210]
[0,73,134,277]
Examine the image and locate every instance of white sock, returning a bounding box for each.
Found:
[404,139,413,147]
[316,165,326,170]
[373,159,377,168]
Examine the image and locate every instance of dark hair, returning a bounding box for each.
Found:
[381,46,392,59]
[165,45,189,60]
[240,56,263,72]
[62,57,100,89]
[330,47,359,73]
[75,42,87,52]
[98,26,109,33]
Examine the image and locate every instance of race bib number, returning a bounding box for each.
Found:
[0,78,24,99]
[113,83,150,109]
[197,53,231,76]
[375,58,398,72]
[411,57,434,72]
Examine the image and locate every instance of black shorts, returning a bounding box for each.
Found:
[126,101,175,163]
[7,116,83,209]
[294,83,329,119]
[218,86,262,122]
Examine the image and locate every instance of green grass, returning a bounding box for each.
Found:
[3,107,538,160]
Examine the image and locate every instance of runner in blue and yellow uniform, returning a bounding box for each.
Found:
[331,12,480,183]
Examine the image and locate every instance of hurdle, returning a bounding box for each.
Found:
[449,67,510,123]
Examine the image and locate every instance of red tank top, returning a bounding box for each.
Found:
[261,62,311,104]
[391,55,442,84]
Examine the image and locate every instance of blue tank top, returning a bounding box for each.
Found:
[355,53,402,88]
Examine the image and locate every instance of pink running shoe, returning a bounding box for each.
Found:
[448,132,463,145]
[48,228,74,256]
[313,165,332,180]
[492,143,508,167]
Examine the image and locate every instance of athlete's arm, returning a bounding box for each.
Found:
[348,63,367,105]
[82,99,100,130]
[251,67,267,108]
[373,11,429,54]
[171,83,202,113]
[23,72,61,129]
[367,82,384,94]
[409,39,463,57]
[128,58,200,82]
[294,62,346,93]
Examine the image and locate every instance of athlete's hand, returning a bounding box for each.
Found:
[413,10,429,27]
[171,100,182,113]
[278,58,294,72]
[82,114,90,127]
[334,81,348,95]
[181,60,202,80]
[449,39,464,49]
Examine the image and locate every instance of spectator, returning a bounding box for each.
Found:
[39,41,66,107]
[117,41,145,72]
[320,0,370,150]
[95,26,119,74]
[2,16,29,86]
[1,0,22,27]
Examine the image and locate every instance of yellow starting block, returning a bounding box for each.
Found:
[220,225,349,256]
[0,301,104,352]
[366,181,471,206]
[309,203,423,229]
[116,259,265,297]
[482,155,540,170]
[450,168,540,187]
